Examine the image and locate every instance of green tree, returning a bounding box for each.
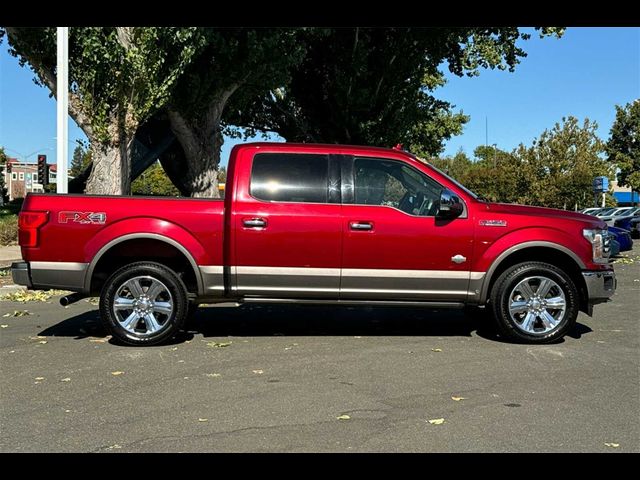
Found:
[69,143,91,178]
[0,147,9,204]
[427,117,611,210]
[607,100,640,206]
[515,117,612,209]
[131,162,180,196]
[1,27,202,195]
[232,27,564,156]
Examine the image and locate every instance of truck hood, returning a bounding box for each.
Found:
[484,202,607,228]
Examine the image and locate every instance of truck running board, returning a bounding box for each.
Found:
[240,298,465,309]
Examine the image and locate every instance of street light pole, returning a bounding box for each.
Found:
[56,27,69,194]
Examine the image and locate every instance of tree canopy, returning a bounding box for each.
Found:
[1,27,202,194]
[230,27,564,156]
[607,100,640,202]
[429,116,614,209]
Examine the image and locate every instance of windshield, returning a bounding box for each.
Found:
[597,208,615,216]
[413,156,480,200]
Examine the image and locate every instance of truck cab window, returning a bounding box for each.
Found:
[251,153,329,203]
[354,157,442,216]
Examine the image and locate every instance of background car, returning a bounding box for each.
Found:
[580,207,603,215]
[608,226,633,252]
[609,238,621,257]
[629,217,640,239]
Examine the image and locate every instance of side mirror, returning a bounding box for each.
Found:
[437,189,464,219]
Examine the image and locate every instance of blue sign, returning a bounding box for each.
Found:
[593,176,609,192]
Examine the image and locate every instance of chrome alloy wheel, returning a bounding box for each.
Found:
[112,276,174,337]
[507,276,567,335]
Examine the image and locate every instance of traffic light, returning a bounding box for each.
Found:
[5,161,10,174]
[37,155,48,186]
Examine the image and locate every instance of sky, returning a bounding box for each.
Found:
[1,27,638,168]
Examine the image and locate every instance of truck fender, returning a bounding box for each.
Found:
[83,218,206,295]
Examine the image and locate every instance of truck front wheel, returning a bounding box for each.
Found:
[489,261,579,344]
[100,262,188,346]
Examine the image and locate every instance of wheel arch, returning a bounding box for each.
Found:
[480,241,588,313]
[85,233,203,296]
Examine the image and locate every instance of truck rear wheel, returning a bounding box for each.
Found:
[489,261,579,344]
[100,262,188,346]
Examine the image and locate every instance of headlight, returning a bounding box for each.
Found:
[583,228,611,263]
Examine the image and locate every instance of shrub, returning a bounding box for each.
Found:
[0,216,18,246]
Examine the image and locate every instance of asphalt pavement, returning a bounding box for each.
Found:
[1,246,638,452]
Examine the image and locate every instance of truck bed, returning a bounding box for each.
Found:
[20,194,225,266]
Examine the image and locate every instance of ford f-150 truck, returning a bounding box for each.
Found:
[12,143,616,345]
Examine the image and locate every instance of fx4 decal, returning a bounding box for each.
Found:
[58,211,107,225]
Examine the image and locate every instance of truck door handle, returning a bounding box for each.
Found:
[243,218,267,228]
[350,221,373,231]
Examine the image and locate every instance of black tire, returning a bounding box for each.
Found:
[100,262,188,346]
[489,261,579,344]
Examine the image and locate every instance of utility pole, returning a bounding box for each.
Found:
[56,27,69,194]
[485,117,488,148]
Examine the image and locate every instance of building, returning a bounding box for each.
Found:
[1,158,59,201]
[611,180,639,206]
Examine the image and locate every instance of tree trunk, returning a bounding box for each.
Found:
[85,137,133,195]
[167,109,221,198]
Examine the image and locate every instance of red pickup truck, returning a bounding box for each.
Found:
[12,143,616,345]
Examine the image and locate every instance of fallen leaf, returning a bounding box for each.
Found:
[1,290,67,302]
[111,371,124,376]
[336,414,351,420]
[428,418,445,425]
[206,373,221,378]
[198,418,208,422]
[451,396,466,402]
[206,341,232,348]
[252,369,264,375]
[604,442,620,448]
[38,340,47,344]
[431,348,442,352]
[171,347,178,351]
[2,310,30,318]
[60,378,71,382]
[34,377,45,381]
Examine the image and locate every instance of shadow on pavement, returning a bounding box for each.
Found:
[191,304,483,338]
[38,310,107,340]
[37,303,593,344]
